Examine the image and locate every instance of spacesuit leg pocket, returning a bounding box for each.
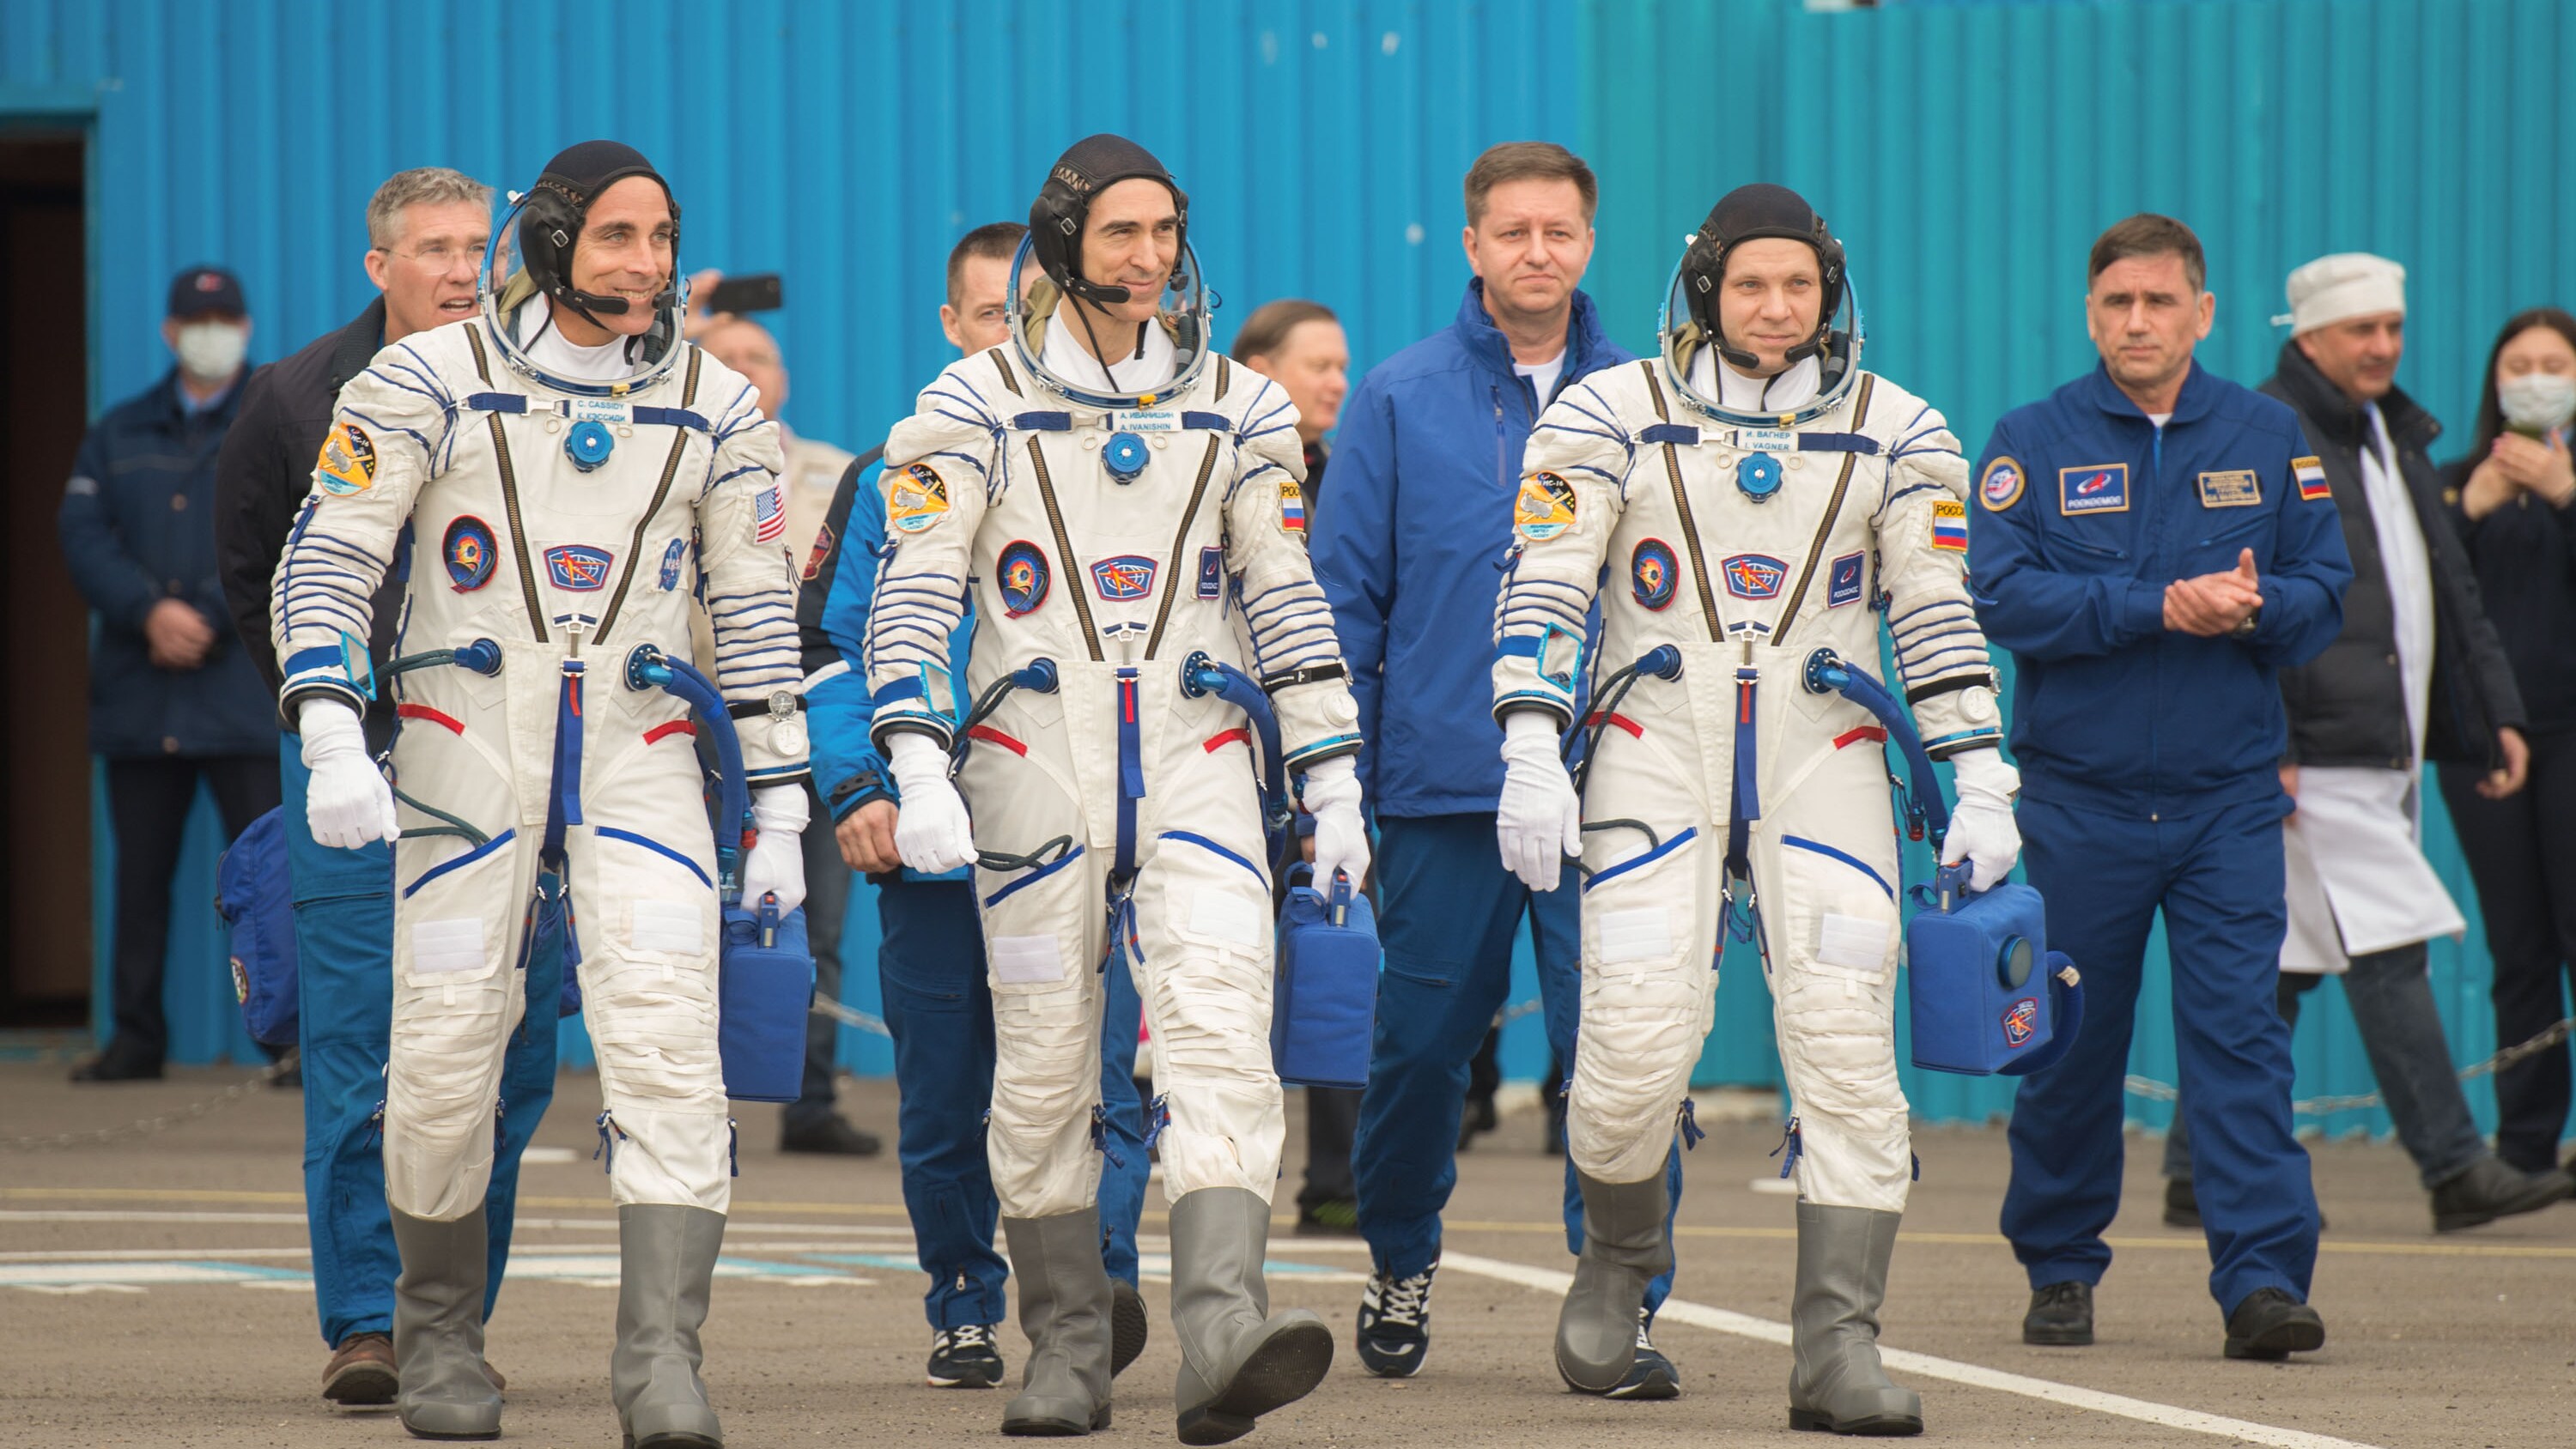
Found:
[1570,824,1719,1186]
[1136,829,1284,1202]
[385,832,532,1221]
[975,841,1109,1219]
[1767,828,1910,1211]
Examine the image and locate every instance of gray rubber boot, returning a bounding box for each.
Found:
[390,1207,503,1441]
[611,1203,726,1449]
[999,1210,1115,1434]
[1168,1187,1334,1446]
[1554,1170,1674,1392]
[1787,1202,1923,1436]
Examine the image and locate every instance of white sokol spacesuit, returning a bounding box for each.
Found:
[1490,185,2019,1434]
[865,135,1360,1443]
[272,142,802,1448]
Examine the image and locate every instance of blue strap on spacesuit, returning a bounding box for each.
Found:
[1181,652,1292,869]
[1728,666,1763,877]
[1800,648,1951,847]
[1115,667,1145,878]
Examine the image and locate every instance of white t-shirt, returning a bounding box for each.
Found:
[2147,411,2173,428]
[1690,347,1821,414]
[1515,349,1566,410]
[516,299,638,385]
[1039,309,1180,396]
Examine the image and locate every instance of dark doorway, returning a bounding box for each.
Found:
[1,132,92,1028]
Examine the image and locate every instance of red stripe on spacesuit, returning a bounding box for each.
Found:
[643,719,697,745]
[1204,727,1252,753]
[1832,725,1888,750]
[1737,682,1756,725]
[1582,711,1643,738]
[967,724,1028,756]
[395,702,465,735]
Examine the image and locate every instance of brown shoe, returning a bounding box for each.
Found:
[323,1331,398,1405]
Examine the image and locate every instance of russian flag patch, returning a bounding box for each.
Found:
[1931,498,1969,551]
[2293,456,2330,501]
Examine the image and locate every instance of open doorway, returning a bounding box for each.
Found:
[0,131,93,1028]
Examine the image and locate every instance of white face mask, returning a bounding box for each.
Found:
[174,320,248,383]
[2498,372,2576,433]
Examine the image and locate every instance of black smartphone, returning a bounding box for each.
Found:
[700,273,783,315]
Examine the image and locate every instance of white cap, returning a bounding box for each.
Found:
[2277,252,2406,334]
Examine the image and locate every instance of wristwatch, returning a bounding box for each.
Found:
[2230,604,2263,639]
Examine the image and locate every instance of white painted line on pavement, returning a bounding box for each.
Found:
[1437,1251,2381,1449]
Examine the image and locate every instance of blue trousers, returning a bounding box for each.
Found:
[875,876,1149,1331]
[284,737,562,1347]
[2003,793,2319,1314]
[1352,812,1680,1310]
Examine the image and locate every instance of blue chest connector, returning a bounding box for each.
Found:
[1103,431,1150,483]
[1736,452,1783,502]
[565,419,616,472]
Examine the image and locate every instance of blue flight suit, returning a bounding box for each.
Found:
[1310,281,1680,1304]
[801,451,1150,1327]
[1970,361,2353,1315]
[283,737,562,1345]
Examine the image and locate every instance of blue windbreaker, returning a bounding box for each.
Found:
[1309,280,1631,817]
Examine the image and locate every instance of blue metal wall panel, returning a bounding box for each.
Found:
[1579,0,2576,1135]
[3,0,1587,1070]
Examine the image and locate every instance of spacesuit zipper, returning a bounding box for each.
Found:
[1638,364,1724,640]
[464,324,548,643]
[594,350,703,644]
[1024,438,1103,661]
[1141,434,1224,659]
[1771,452,1859,632]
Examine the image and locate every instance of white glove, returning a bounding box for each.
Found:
[1941,748,2023,893]
[886,731,976,876]
[738,785,810,915]
[1496,709,1583,893]
[1298,755,1371,892]
[297,698,398,850]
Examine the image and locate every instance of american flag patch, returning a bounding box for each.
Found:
[2293,456,2330,501]
[1931,497,1969,551]
[753,482,785,542]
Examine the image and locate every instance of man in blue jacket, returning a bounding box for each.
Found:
[61,266,282,1082]
[1310,142,1681,1397]
[1971,215,2353,1361]
[799,221,1152,1392]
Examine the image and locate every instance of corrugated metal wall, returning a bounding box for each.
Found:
[10,0,2573,1138]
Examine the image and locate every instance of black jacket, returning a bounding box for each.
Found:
[58,367,277,757]
[2439,455,2576,737]
[2263,343,2524,769]
[214,298,399,715]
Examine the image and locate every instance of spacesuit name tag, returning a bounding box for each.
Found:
[1733,428,1800,452]
[1102,409,1182,433]
[556,399,635,426]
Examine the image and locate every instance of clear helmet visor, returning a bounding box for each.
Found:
[477,189,684,397]
[1656,242,1866,428]
[1006,235,1212,409]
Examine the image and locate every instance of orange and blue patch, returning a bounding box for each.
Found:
[1630,538,1677,609]
[1721,552,1787,600]
[999,540,1050,617]
[545,544,612,591]
[442,515,495,592]
[1091,554,1157,602]
[2293,456,2331,501]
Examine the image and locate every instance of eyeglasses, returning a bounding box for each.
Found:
[386,241,486,268]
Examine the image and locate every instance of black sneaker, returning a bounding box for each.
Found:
[927,1323,1005,1388]
[2023,1281,2093,1346]
[1110,1276,1149,1378]
[780,1113,884,1156]
[1356,1264,1436,1377]
[69,1044,161,1082]
[2223,1287,2324,1361]
[1602,1308,1680,1400]
[2162,1177,2200,1228]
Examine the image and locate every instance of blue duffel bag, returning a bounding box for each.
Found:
[1905,865,2083,1077]
[217,807,300,1049]
[1273,867,1380,1090]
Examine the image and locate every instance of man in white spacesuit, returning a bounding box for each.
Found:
[866,134,1368,1444]
[274,140,805,1448]
[1489,184,2021,1436]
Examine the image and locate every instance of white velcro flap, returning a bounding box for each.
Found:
[992,934,1065,985]
[1816,912,1892,971]
[1188,890,1263,949]
[1595,906,1672,966]
[410,918,486,976]
[632,899,703,954]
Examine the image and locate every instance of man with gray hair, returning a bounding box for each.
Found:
[2160,252,2566,1234]
[215,165,562,1406]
